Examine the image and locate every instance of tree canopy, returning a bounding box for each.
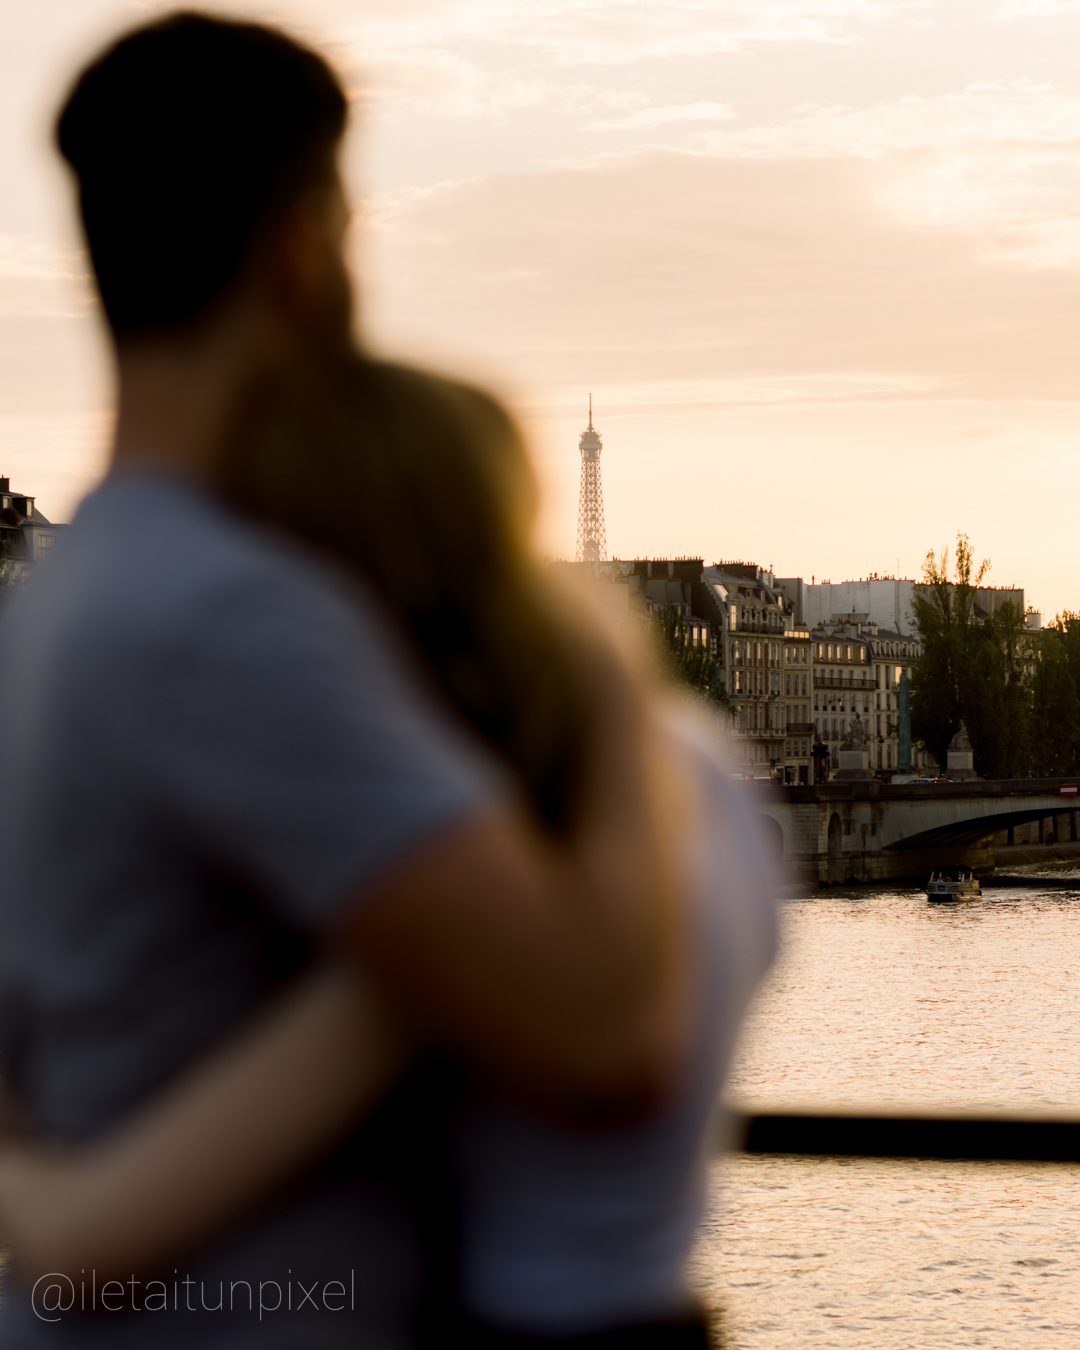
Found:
[654,605,728,705]
[910,533,1079,778]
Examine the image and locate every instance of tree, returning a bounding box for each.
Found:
[910,533,991,771]
[654,606,728,705]
[910,534,1037,777]
[0,536,22,594]
[1023,614,1080,777]
[978,602,1032,777]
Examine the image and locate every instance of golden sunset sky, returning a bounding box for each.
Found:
[4,2,1080,615]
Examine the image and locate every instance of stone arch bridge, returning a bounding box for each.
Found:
[755,779,1080,885]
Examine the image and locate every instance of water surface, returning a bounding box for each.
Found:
[692,869,1080,1346]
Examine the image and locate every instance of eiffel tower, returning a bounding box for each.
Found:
[575,396,606,563]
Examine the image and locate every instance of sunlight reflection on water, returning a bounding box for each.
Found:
[693,870,1080,1347]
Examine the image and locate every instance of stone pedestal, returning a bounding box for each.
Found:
[946,721,978,780]
[836,745,872,779]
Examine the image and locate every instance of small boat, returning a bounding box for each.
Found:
[926,866,981,902]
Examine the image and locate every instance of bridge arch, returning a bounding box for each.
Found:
[882,805,1077,853]
[758,814,784,860]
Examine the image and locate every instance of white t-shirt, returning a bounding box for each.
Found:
[452,708,780,1334]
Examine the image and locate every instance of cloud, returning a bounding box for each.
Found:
[683,81,1080,254]
[526,372,939,411]
[0,235,79,283]
[359,49,552,120]
[0,236,90,317]
[996,0,1080,15]
[360,150,1080,407]
[358,47,650,123]
[705,80,1080,159]
[333,0,920,69]
[588,100,734,131]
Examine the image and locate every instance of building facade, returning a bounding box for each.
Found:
[808,616,932,777]
[811,621,873,775]
[867,627,931,776]
[783,624,813,784]
[778,575,918,636]
[0,477,62,582]
[702,563,796,779]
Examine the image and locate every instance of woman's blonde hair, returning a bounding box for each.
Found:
[219,354,594,837]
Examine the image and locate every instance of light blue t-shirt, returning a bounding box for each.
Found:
[0,474,499,1349]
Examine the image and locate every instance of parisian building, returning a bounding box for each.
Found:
[867,627,930,775]
[702,563,794,779]
[0,477,62,580]
[782,624,813,784]
[810,616,932,777]
[810,621,874,776]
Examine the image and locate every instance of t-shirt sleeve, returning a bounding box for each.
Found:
[124,557,505,929]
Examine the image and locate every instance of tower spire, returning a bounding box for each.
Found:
[576,399,606,564]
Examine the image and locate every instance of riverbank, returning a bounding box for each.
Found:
[994,839,1080,867]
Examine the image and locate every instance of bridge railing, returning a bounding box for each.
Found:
[726,1108,1080,1163]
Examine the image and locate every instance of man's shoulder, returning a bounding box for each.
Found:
[2,475,397,723]
[40,475,363,641]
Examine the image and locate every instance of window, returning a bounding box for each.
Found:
[845,645,852,661]
[827,644,834,660]
[817,644,824,659]
[802,674,808,696]
[785,674,791,695]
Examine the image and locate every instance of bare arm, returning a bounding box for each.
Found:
[337,650,690,1115]
[0,963,409,1284]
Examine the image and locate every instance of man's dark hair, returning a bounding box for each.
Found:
[56,11,348,337]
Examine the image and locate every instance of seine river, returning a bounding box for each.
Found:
[690,866,1080,1347]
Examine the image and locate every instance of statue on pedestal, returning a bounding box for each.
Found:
[836,714,873,780]
[946,720,977,780]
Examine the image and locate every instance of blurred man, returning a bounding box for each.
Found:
[0,14,684,1347]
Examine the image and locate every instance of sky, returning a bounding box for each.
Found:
[4,2,1080,615]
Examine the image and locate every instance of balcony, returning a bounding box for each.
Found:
[786,723,815,736]
[814,676,875,690]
